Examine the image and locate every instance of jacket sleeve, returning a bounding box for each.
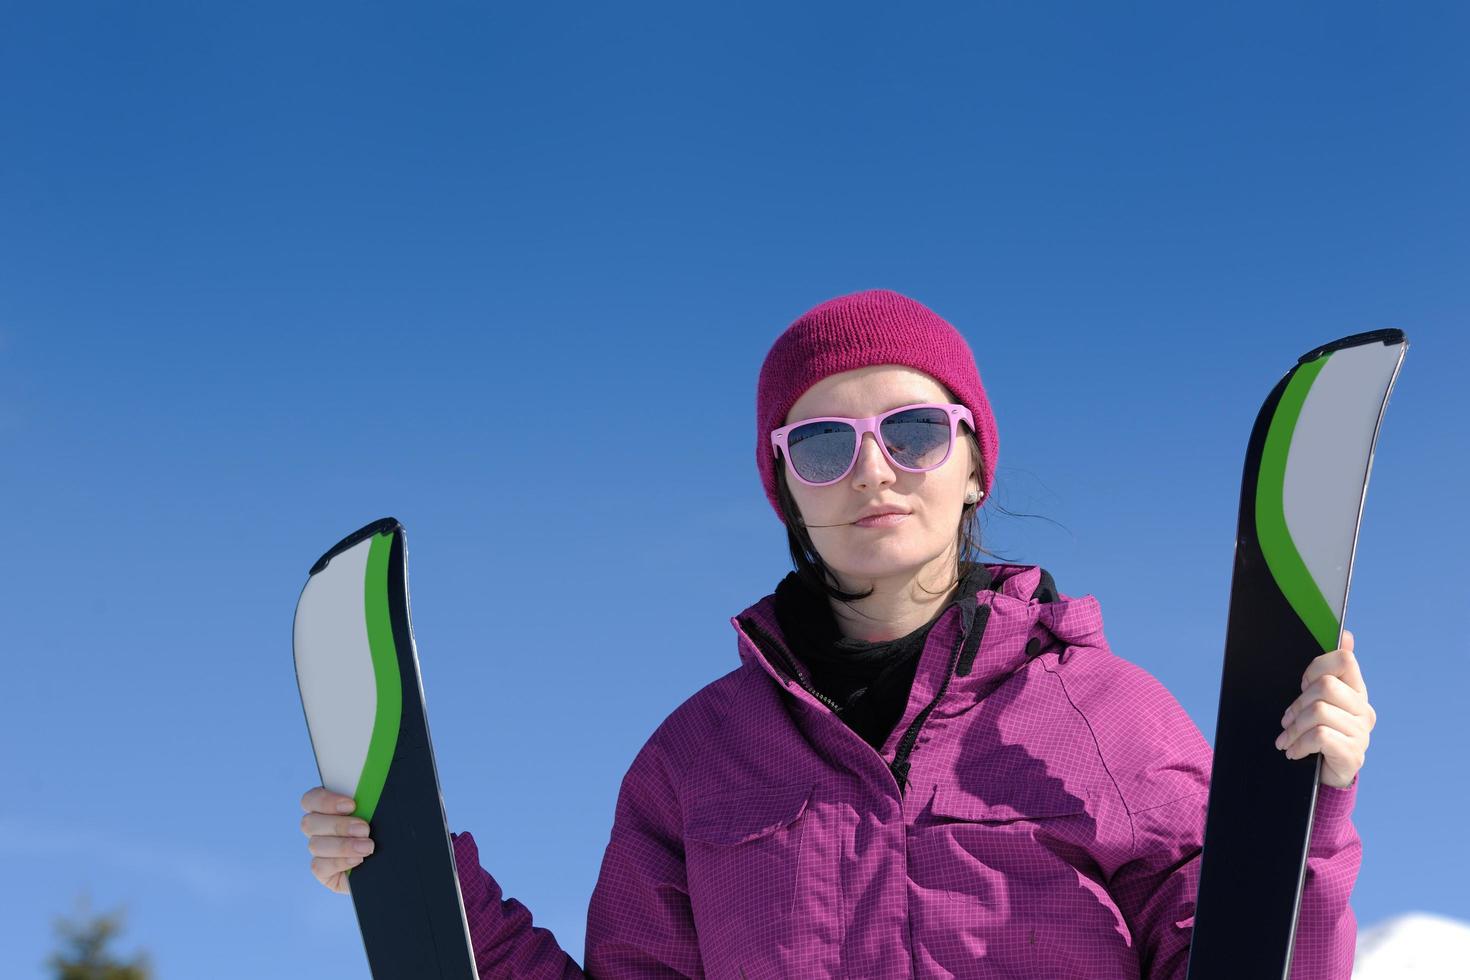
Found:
[1287,775,1362,979]
[450,729,702,978]
[451,830,584,978]
[1108,773,1362,980]
[581,723,703,976]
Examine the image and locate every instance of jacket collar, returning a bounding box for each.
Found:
[770,559,996,664]
[730,563,1106,718]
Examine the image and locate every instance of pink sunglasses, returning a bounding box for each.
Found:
[771,402,975,487]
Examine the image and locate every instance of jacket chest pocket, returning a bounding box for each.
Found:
[922,779,1093,893]
[917,781,1113,977]
[683,783,814,962]
[929,779,1090,823]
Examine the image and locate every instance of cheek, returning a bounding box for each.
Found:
[800,485,841,510]
[790,488,837,525]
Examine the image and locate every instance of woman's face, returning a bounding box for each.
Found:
[782,364,978,591]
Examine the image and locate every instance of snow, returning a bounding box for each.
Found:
[1353,912,1470,979]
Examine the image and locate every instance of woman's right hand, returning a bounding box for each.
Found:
[300,785,376,894]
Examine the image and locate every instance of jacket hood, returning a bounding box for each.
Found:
[730,563,1108,723]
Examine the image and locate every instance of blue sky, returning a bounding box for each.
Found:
[2,2,1465,976]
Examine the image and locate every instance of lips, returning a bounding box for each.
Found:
[853,511,909,527]
[854,507,910,521]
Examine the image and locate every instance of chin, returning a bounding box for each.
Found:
[829,545,934,577]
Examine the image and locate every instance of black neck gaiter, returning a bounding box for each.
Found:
[772,560,994,753]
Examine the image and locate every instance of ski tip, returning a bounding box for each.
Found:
[1297,329,1406,366]
[308,517,402,576]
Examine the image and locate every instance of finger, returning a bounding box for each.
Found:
[312,854,364,884]
[307,834,376,859]
[1282,674,1372,727]
[301,786,358,815]
[1283,724,1364,772]
[1301,642,1367,699]
[1276,698,1368,751]
[1301,643,1364,694]
[300,812,372,839]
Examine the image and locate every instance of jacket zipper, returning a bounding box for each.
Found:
[888,597,991,796]
[740,599,993,797]
[738,616,846,714]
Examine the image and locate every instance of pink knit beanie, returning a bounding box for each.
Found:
[756,288,1000,524]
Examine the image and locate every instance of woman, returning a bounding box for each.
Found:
[300,288,1372,978]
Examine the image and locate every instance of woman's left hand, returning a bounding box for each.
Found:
[1274,629,1376,788]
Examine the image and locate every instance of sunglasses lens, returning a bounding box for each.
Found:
[786,407,953,484]
[787,420,857,483]
[881,406,952,468]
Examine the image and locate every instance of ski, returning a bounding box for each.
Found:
[1184,330,1407,978]
[293,517,479,979]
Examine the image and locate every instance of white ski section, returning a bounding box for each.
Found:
[1283,340,1400,631]
[293,536,378,801]
[1353,911,1470,979]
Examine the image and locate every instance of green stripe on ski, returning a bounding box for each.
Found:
[1256,354,1338,652]
[355,531,403,823]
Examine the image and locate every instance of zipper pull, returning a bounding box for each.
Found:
[955,602,990,677]
[890,758,911,794]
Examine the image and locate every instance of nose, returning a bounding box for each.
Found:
[851,432,895,483]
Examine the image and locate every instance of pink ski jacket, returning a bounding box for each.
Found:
[451,563,1361,978]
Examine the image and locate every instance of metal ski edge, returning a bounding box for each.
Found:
[383,525,482,978]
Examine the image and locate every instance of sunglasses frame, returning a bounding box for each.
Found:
[770,402,975,488]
